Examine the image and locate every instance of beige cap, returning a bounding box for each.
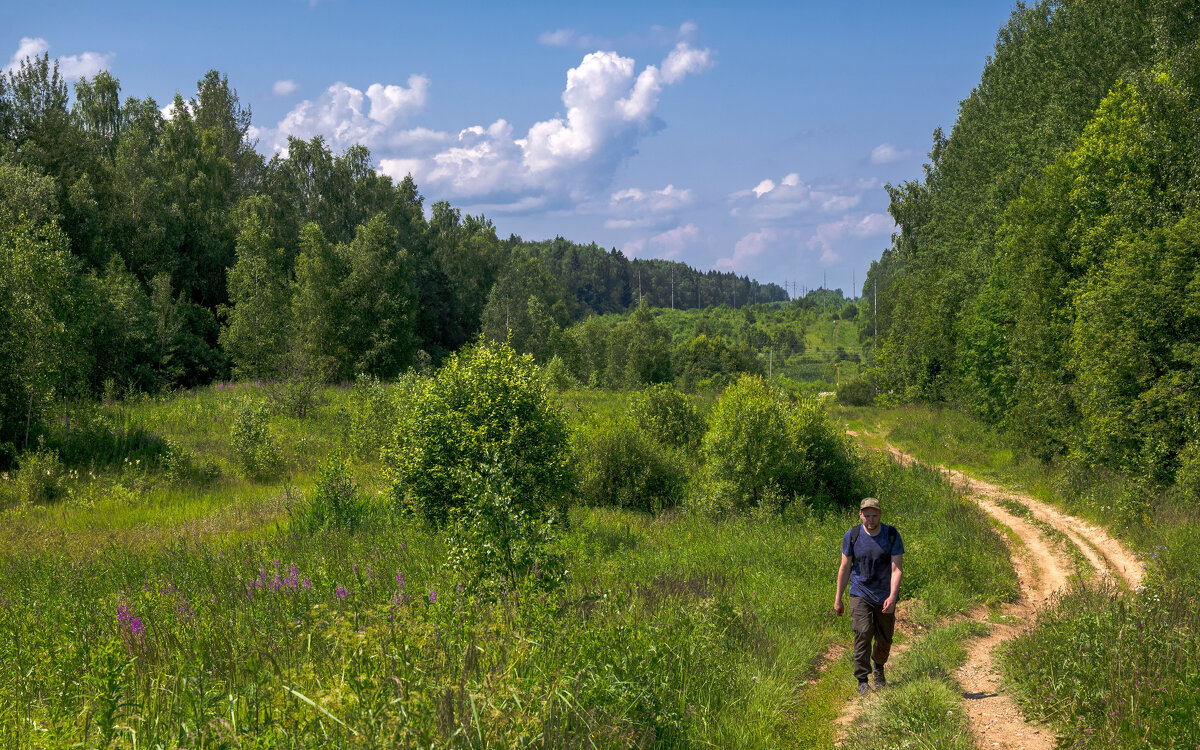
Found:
[860,497,881,510]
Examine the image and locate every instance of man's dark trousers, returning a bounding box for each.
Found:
[849,595,894,681]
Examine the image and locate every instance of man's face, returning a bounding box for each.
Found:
[860,508,881,531]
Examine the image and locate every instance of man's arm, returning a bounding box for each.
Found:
[834,554,852,616]
[882,554,903,614]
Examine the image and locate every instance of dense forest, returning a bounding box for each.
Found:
[0,58,784,465]
[868,0,1200,486]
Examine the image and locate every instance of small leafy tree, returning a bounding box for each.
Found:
[445,462,567,598]
[700,375,860,513]
[631,383,704,449]
[388,338,572,525]
[573,414,688,513]
[291,451,366,534]
[230,399,279,478]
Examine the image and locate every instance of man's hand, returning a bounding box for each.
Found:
[834,599,844,616]
[882,595,897,614]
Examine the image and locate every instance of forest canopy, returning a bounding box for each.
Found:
[867,0,1200,484]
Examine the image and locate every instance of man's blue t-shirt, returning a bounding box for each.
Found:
[842,524,904,605]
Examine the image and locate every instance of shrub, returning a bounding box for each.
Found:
[10,445,66,505]
[291,451,367,534]
[388,339,572,525]
[573,414,689,513]
[541,355,577,391]
[230,399,280,478]
[700,375,860,513]
[630,383,704,449]
[347,373,400,460]
[837,376,876,406]
[445,462,567,598]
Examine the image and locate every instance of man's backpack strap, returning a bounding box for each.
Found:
[848,524,898,561]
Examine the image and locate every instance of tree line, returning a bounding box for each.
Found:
[867,0,1200,487]
[0,56,783,464]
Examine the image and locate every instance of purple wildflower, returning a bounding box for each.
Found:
[429,589,437,603]
[336,586,348,600]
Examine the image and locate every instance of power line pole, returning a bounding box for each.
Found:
[670,266,675,309]
[822,271,826,315]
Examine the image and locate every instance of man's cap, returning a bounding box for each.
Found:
[860,497,881,511]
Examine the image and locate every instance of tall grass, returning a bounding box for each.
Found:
[0,386,1015,747]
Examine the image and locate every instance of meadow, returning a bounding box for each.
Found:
[0,377,1015,748]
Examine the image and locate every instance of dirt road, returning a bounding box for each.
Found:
[836,445,1142,749]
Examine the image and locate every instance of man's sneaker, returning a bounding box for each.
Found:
[873,666,886,689]
[856,680,870,697]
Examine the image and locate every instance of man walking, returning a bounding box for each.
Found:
[834,497,904,696]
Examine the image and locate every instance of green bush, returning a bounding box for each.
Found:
[10,445,66,505]
[445,462,567,598]
[230,399,280,478]
[541,354,577,391]
[291,451,367,534]
[836,376,876,406]
[347,373,401,460]
[700,375,860,512]
[573,414,689,513]
[631,383,704,449]
[388,339,572,525]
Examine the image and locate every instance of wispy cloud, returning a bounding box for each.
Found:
[272,79,299,96]
[869,142,915,164]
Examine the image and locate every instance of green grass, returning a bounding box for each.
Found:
[843,620,989,750]
[834,402,1200,748]
[0,385,1016,747]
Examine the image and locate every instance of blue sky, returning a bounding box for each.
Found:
[3,0,1017,297]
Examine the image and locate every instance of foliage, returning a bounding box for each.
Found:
[388,339,572,525]
[290,451,367,534]
[8,444,67,505]
[445,462,568,598]
[572,414,689,513]
[630,382,705,449]
[700,375,861,513]
[871,0,1200,488]
[836,375,876,406]
[345,373,400,460]
[229,399,280,478]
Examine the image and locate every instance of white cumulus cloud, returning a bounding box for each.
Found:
[374,42,711,210]
[273,79,299,96]
[263,75,430,154]
[5,37,112,79]
[604,183,695,228]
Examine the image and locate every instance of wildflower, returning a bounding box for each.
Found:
[336,586,348,600]
[396,570,406,589]
[429,589,437,603]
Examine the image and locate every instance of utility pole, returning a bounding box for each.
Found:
[874,278,878,341]
[670,266,675,309]
[853,270,856,301]
[823,271,826,315]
